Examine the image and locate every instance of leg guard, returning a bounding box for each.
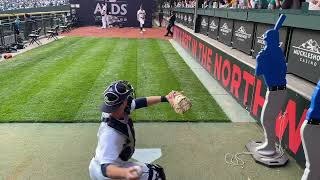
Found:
[146,164,166,180]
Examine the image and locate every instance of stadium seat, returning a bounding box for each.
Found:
[60,22,72,33]
[47,26,59,40]
[28,28,42,45]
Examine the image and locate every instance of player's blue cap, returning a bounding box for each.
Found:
[101,80,134,113]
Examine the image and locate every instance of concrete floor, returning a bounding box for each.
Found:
[0,123,303,180]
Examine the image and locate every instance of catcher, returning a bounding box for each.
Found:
[89,80,191,180]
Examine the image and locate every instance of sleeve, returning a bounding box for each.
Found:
[130,98,148,112]
[99,129,125,165]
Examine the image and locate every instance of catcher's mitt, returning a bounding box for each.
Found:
[171,91,192,114]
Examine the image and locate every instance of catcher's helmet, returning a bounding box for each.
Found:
[101,80,134,113]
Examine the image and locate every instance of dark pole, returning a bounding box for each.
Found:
[193,0,199,32]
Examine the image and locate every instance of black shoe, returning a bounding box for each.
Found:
[164,34,168,36]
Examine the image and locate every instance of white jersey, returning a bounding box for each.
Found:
[137,9,146,20]
[89,99,166,180]
[94,120,127,165]
[101,5,107,16]
[94,100,137,166]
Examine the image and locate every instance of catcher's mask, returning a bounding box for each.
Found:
[101,80,135,113]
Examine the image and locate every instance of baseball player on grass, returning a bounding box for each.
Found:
[89,80,191,180]
[101,3,108,29]
[137,5,146,34]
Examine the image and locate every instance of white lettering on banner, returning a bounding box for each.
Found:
[209,20,218,31]
[292,39,320,67]
[201,18,207,27]
[121,4,127,15]
[234,26,251,41]
[188,15,192,23]
[220,23,231,35]
[94,3,102,14]
[294,49,320,61]
[111,4,120,14]
[94,2,127,16]
[299,58,317,66]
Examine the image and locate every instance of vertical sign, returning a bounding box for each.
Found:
[287,28,320,83]
[199,15,209,36]
[218,18,233,46]
[232,20,254,55]
[208,17,219,40]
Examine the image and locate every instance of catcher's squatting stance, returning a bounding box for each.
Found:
[89,80,191,180]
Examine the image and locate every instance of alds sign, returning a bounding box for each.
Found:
[94,1,127,16]
[94,0,128,25]
[70,0,153,27]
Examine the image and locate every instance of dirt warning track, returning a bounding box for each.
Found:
[63,26,171,40]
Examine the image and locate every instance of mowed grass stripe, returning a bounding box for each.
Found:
[17,38,114,121]
[158,40,228,121]
[135,39,186,121]
[0,38,103,121]
[115,39,138,89]
[0,37,83,82]
[0,37,85,94]
[112,39,138,120]
[75,38,138,121]
[0,37,229,122]
[74,39,133,121]
[153,40,200,120]
[0,38,97,120]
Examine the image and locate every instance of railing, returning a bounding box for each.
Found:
[0,11,69,48]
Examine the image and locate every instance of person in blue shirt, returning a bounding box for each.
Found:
[301,80,320,180]
[255,15,288,157]
[13,16,21,35]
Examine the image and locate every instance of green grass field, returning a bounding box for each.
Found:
[0,37,228,122]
